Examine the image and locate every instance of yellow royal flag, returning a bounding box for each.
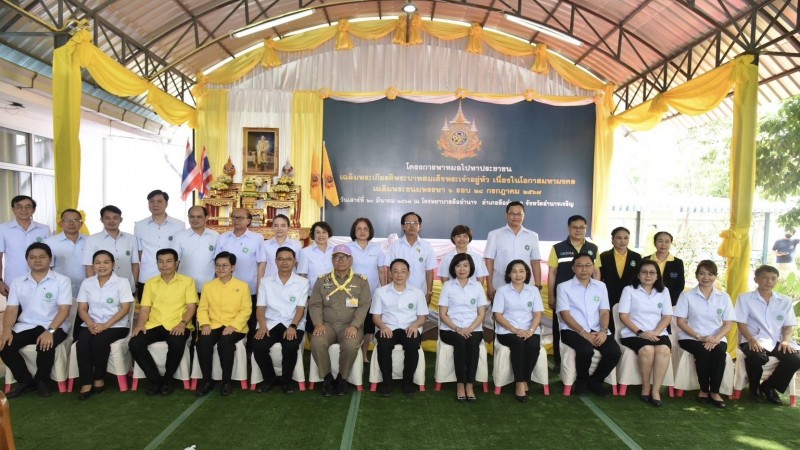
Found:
[323,143,340,207]
[310,144,323,206]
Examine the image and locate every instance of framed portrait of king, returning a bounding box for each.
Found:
[243,128,279,176]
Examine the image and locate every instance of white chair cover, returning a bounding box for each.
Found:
[190,339,249,390]
[612,304,675,393]
[491,337,549,394]
[368,344,425,388]
[250,342,307,389]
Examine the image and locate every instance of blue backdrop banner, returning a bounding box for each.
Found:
[322,98,595,241]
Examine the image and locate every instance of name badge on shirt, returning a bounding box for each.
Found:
[346,297,358,308]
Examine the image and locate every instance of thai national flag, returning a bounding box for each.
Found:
[180,140,202,201]
[199,146,213,198]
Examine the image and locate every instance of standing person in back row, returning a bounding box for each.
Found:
[0,195,51,297]
[597,227,642,317]
[383,212,437,305]
[484,201,542,302]
[643,231,685,306]
[547,215,599,371]
[134,190,184,300]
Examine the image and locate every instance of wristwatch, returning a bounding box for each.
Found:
[47,327,55,334]
[289,323,298,329]
[636,329,643,336]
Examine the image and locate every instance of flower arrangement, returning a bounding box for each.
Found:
[209,174,233,190]
[271,183,290,193]
[244,175,266,188]
[276,175,294,186]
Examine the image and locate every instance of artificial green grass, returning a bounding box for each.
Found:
[5,352,800,449]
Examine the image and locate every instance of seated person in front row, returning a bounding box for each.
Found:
[735,265,800,405]
[557,253,621,396]
[371,258,428,397]
[195,251,251,397]
[252,246,308,394]
[308,244,371,397]
[618,259,673,407]
[129,248,198,396]
[0,243,71,398]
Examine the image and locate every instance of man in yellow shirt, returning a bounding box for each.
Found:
[195,251,251,397]
[129,248,197,396]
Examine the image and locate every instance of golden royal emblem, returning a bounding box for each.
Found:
[437,102,482,160]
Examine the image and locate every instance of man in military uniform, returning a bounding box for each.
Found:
[309,244,372,396]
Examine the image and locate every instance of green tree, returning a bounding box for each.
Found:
[756,96,800,228]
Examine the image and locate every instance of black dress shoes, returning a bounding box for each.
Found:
[196,381,214,397]
[763,388,783,405]
[7,381,36,399]
[220,382,233,396]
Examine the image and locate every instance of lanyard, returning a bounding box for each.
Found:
[328,269,355,299]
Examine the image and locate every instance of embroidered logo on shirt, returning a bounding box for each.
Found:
[243,247,250,254]
[168,236,174,241]
[630,261,637,267]
[408,303,415,310]
[126,251,131,256]
[470,298,476,305]
[106,297,114,304]
[716,308,723,316]
[209,245,214,251]
[36,237,43,242]
[657,303,663,308]
[669,272,678,278]
[525,245,530,250]
[593,295,600,302]
[418,257,424,262]
[527,301,533,308]
[290,296,297,303]
[588,250,594,256]
[44,292,53,301]
[777,314,784,321]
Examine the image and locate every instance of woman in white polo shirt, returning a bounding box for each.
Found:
[371,258,428,397]
[75,250,134,400]
[674,260,734,409]
[492,260,544,403]
[347,217,386,363]
[439,253,488,402]
[618,259,673,407]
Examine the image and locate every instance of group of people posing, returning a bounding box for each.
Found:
[0,194,798,407]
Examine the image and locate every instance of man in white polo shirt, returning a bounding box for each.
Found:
[484,201,542,300]
[83,205,139,294]
[45,209,87,298]
[371,258,428,397]
[134,189,185,299]
[556,253,621,396]
[173,205,219,294]
[0,195,51,296]
[383,212,437,305]
[252,246,308,394]
[0,242,71,398]
[736,265,800,405]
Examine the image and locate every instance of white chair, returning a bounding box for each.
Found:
[368,344,426,392]
[669,317,734,397]
[309,343,361,391]
[251,342,307,391]
[66,305,136,392]
[4,339,71,394]
[190,339,249,391]
[434,337,490,393]
[131,339,192,391]
[559,339,618,396]
[732,348,798,406]
[491,337,550,396]
[612,304,674,397]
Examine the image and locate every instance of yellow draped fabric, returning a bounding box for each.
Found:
[291,92,324,226]
[195,89,229,183]
[592,98,614,243]
[52,41,82,220]
[52,30,197,217]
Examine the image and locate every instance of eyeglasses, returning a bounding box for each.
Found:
[231,216,249,220]
[574,263,594,269]
[332,255,351,261]
[640,270,658,276]
[403,221,420,226]
[215,264,232,269]
[276,257,294,262]
[61,219,83,224]
[14,204,34,210]
[507,212,524,217]
[570,226,587,230]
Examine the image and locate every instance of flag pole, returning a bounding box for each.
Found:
[321,140,326,221]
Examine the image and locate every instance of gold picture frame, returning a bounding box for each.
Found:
[243,127,279,176]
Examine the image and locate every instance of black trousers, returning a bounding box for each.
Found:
[196,328,246,383]
[552,312,561,364]
[76,327,129,386]
[560,329,621,386]
[678,339,728,394]
[252,324,304,385]
[497,333,541,383]
[0,326,67,385]
[440,330,483,383]
[377,329,421,382]
[246,294,257,349]
[128,326,189,385]
[740,342,800,393]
